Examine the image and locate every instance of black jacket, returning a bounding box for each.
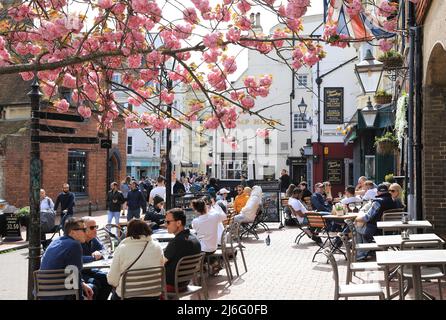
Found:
[107,190,125,212]
[127,189,146,212]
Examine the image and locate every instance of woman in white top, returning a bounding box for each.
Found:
[191,198,226,254]
[340,186,362,206]
[107,219,164,300]
[362,180,377,201]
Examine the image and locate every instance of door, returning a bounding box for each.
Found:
[292,164,307,184]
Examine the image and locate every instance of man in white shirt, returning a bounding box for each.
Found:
[149,176,166,205]
[362,180,377,201]
[340,186,362,205]
[287,189,307,224]
[191,198,226,253]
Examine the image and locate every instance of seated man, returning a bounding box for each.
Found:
[340,185,362,207]
[362,180,378,201]
[311,183,332,212]
[81,217,112,300]
[354,184,397,260]
[164,209,201,292]
[233,185,250,214]
[40,217,94,300]
[234,186,262,223]
[144,195,166,229]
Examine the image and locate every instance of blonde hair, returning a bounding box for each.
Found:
[243,187,252,195]
[365,180,375,188]
[390,183,403,201]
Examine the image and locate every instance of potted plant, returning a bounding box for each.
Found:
[374,132,398,155]
[16,206,30,240]
[374,89,392,105]
[377,49,404,69]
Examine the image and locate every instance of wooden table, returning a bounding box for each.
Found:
[377,220,432,231]
[321,214,357,220]
[376,249,446,300]
[373,233,445,249]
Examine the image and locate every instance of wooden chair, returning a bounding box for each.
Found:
[121,266,166,300]
[323,249,385,300]
[398,239,444,300]
[306,212,345,262]
[33,269,80,300]
[166,252,208,300]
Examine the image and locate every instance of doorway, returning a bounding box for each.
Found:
[289,157,307,184]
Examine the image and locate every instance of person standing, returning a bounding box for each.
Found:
[54,183,75,233]
[126,181,146,221]
[149,176,166,205]
[107,182,125,225]
[279,169,291,193]
[40,217,94,300]
[120,176,131,216]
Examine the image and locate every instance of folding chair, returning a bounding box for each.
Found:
[306,212,345,262]
[97,228,114,252]
[206,227,234,284]
[227,222,248,275]
[240,207,263,240]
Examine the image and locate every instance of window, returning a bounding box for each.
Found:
[263,166,276,180]
[364,155,376,181]
[112,73,122,84]
[153,138,157,154]
[127,136,133,154]
[296,74,308,88]
[220,153,247,180]
[293,114,307,130]
[68,151,87,195]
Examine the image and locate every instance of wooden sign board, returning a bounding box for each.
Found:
[324,87,344,124]
[4,213,22,242]
[324,159,344,185]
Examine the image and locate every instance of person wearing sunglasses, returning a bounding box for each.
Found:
[234,185,250,214]
[389,183,405,209]
[40,217,94,300]
[80,217,112,300]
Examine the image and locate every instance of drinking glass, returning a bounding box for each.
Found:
[355,202,363,211]
[102,249,110,264]
[338,192,343,199]
[348,203,356,212]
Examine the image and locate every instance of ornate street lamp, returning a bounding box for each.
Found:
[355,49,383,94]
[297,97,312,124]
[361,97,378,128]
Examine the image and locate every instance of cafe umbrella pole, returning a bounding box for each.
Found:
[27,79,42,300]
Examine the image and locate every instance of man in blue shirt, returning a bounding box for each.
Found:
[40,217,93,300]
[311,183,332,212]
[354,184,397,260]
[81,217,112,300]
[54,183,75,232]
[126,181,147,221]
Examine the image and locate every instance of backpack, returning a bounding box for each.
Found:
[40,198,56,233]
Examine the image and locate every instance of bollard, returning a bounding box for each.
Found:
[88,202,92,216]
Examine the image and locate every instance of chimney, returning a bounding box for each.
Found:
[255,12,260,28]
[250,13,255,26]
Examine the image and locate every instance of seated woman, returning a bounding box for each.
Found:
[144,195,165,229]
[107,219,164,300]
[389,183,405,209]
[234,186,263,224]
[285,184,296,198]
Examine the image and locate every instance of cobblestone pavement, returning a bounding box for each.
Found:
[0,212,444,300]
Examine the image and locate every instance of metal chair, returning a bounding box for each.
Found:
[166,252,208,300]
[382,211,408,235]
[287,204,311,245]
[344,219,383,262]
[206,227,234,284]
[340,234,391,299]
[226,221,248,276]
[33,269,80,300]
[240,207,263,240]
[398,239,444,300]
[121,266,166,300]
[97,228,114,252]
[323,249,385,300]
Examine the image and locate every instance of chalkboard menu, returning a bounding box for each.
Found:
[4,213,22,242]
[324,159,343,185]
[252,180,280,192]
[324,87,343,124]
[262,192,280,222]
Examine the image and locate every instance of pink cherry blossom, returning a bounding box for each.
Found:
[20,72,34,81]
[62,73,77,89]
[256,129,270,138]
[160,89,175,105]
[55,99,70,113]
[183,8,199,24]
[383,19,397,32]
[223,56,237,74]
[379,39,393,52]
[203,32,222,49]
[346,0,363,16]
[97,0,114,10]
[237,1,251,14]
[204,117,220,130]
[241,96,255,109]
[77,105,92,118]
[226,28,241,43]
[202,49,220,63]
[378,1,398,18]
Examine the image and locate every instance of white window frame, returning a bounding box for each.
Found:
[296,74,308,88]
[293,113,307,130]
[220,154,247,180]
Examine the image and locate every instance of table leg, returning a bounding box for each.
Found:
[411,265,423,300]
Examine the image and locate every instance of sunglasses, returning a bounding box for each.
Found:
[389,190,397,193]
[88,225,98,230]
[73,227,87,232]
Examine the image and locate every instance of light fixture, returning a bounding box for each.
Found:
[297,97,312,124]
[355,49,383,94]
[361,97,378,128]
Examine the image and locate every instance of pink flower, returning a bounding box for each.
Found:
[223,56,237,74]
[55,99,70,113]
[183,8,199,24]
[161,89,175,105]
[226,28,241,43]
[20,72,34,81]
[62,73,77,89]
[207,69,227,91]
[174,24,193,40]
[256,129,269,138]
[203,117,220,130]
[346,0,363,16]
[146,50,162,67]
[378,1,398,18]
[237,0,251,14]
[202,49,220,63]
[166,119,182,130]
[241,96,255,109]
[383,19,397,32]
[128,54,142,68]
[259,75,273,87]
[97,0,114,10]
[379,39,393,52]
[203,32,222,49]
[77,105,91,118]
[235,16,252,31]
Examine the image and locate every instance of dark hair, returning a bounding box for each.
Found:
[346,186,355,195]
[126,219,152,239]
[111,182,118,187]
[125,176,131,184]
[191,198,207,214]
[157,176,166,183]
[292,188,302,195]
[209,178,217,186]
[236,185,244,190]
[166,208,186,226]
[65,217,84,235]
[299,181,307,187]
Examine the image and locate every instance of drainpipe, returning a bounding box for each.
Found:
[415,26,423,220]
[407,1,415,220]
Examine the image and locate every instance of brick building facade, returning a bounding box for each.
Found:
[0,74,127,211]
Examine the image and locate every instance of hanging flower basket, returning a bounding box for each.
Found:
[378,50,404,69]
[375,132,399,155]
[374,95,392,105]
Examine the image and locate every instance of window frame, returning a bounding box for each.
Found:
[293,113,307,130]
[67,150,88,196]
[127,136,133,154]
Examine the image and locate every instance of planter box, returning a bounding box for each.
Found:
[380,57,404,69]
[374,95,392,105]
[376,140,398,155]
